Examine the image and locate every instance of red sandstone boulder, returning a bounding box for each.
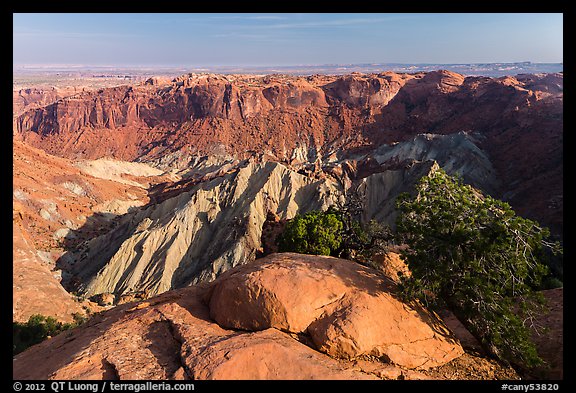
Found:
[370,251,411,283]
[207,253,464,369]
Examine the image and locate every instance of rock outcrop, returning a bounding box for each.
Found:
[12,140,170,322]
[12,69,561,380]
[13,253,464,380]
[63,157,451,299]
[13,131,500,320]
[66,161,343,298]
[12,70,563,324]
[208,253,464,369]
[370,251,411,284]
[368,131,499,194]
[14,71,563,235]
[13,218,84,322]
[14,71,561,164]
[13,86,89,118]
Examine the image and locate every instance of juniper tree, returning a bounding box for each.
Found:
[395,168,562,368]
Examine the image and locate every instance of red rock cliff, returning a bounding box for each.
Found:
[14,71,563,234]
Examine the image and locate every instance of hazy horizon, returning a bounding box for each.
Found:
[13,62,563,81]
[12,61,564,68]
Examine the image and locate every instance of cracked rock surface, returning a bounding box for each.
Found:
[13,253,463,380]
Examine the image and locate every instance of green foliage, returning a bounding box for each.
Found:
[277,208,344,256]
[338,218,395,264]
[541,276,563,290]
[354,219,395,260]
[13,313,86,356]
[326,192,396,263]
[276,201,395,263]
[395,168,562,368]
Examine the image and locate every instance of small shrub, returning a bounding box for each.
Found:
[277,209,343,256]
[541,276,563,289]
[13,313,86,356]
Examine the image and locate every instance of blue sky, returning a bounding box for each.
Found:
[13,13,563,66]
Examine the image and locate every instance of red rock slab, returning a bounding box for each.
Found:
[13,284,377,380]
